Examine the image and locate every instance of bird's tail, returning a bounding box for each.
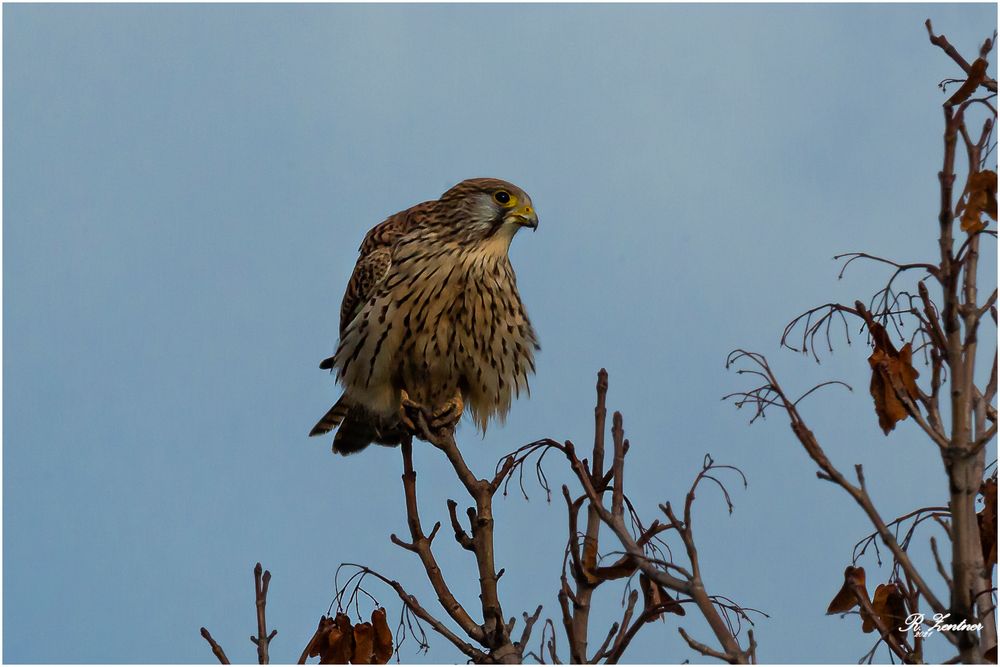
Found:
[309,396,351,437]
[308,396,383,456]
[331,411,380,455]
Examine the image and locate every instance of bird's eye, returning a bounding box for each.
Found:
[494,191,512,205]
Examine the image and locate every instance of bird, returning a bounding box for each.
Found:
[310,177,540,455]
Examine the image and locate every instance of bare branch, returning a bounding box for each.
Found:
[392,438,485,645]
[974,421,997,453]
[200,627,231,665]
[931,536,954,591]
[677,627,732,662]
[926,20,998,93]
[446,499,475,551]
[518,606,543,654]
[339,564,489,662]
[611,412,625,519]
[250,563,276,664]
[835,252,940,281]
[780,303,860,361]
[726,352,949,616]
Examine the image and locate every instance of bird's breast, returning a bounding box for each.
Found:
[335,235,537,429]
[387,245,535,421]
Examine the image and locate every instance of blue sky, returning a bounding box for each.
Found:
[3,3,996,663]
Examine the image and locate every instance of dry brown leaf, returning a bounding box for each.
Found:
[639,572,685,620]
[882,584,909,644]
[868,322,920,435]
[581,535,599,581]
[979,478,997,571]
[352,622,374,664]
[320,628,350,664]
[863,583,908,644]
[975,170,997,220]
[593,557,638,581]
[827,565,868,614]
[371,608,393,664]
[869,347,907,433]
[319,613,355,664]
[307,616,337,659]
[947,57,990,106]
[961,170,998,232]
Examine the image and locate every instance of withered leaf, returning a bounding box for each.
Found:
[863,583,908,644]
[320,613,355,664]
[827,566,868,614]
[639,572,685,620]
[307,616,336,659]
[979,478,997,571]
[321,629,349,664]
[581,535,599,582]
[352,622,374,664]
[868,328,920,435]
[371,608,393,664]
[961,170,998,232]
[947,58,990,106]
[883,585,909,644]
[593,556,638,581]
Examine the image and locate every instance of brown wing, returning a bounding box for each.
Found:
[319,204,429,370]
[338,247,391,335]
[339,200,442,333]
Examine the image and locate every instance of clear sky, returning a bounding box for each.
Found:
[3,3,997,663]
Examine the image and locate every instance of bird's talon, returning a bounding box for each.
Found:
[428,394,464,431]
[398,389,463,440]
[398,389,419,432]
[399,411,417,433]
[400,389,421,410]
[399,389,436,439]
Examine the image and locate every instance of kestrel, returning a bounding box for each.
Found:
[310,178,540,455]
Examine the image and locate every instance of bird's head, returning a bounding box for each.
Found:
[438,178,538,246]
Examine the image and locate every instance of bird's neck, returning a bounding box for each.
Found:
[475,223,518,258]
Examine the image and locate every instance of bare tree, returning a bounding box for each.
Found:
[324,370,759,664]
[202,19,995,666]
[203,369,758,664]
[726,21,997,664]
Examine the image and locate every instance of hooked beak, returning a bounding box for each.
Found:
[505,204,538,230]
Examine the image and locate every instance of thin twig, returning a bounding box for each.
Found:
[250,563,276,664]
[926,20,998,93]
[200,627,231,665]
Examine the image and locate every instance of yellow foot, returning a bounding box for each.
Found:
[429,393,464,431]
[399,388,421,433]
[398,389,464,441]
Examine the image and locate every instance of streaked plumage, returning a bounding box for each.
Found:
[310,178,540,455]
